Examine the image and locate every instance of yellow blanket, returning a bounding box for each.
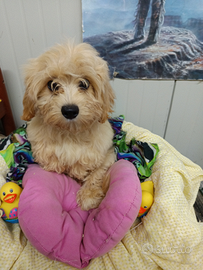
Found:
[0,121,203,270]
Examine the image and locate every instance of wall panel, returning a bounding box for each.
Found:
[165,81,203,168]
[111,79,174,137]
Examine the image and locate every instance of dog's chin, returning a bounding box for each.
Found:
[55,119,95,134]
[41,114,102,134]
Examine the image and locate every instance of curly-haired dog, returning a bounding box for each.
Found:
[22,42,116,211]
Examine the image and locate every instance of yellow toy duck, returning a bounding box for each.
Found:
[0,182,22,223]
[138,180,154,218]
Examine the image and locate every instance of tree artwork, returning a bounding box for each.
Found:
[82,0,203,80]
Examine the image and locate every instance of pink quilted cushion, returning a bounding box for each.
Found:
[19,160,142,268]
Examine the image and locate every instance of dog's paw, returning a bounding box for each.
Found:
[77,187,104,211]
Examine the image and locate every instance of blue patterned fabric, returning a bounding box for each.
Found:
[0,116,159,186]
[0,123,35,187]
[109,116,159,181]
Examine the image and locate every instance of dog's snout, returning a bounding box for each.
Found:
[61,105,79,120]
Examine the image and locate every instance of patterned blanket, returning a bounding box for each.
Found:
[109,116,159,181]
[0,116,159,186]
[0,123,34,186]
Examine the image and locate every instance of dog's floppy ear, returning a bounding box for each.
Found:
[99,79,115,123]
[95,59,115,123]
[21,58,42,121]
[22,90,36,121]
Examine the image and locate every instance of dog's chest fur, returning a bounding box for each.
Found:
[27,116,114,181]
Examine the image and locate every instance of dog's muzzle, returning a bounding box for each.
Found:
[61,105,79,120]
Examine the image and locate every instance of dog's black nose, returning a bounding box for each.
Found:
[61,105,79,120]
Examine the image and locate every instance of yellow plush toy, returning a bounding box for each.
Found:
[138,180,154,218]
[0,182,22,223]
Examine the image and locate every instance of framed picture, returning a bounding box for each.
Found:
[82,0,203,80]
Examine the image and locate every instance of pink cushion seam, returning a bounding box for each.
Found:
[82,182,140,261]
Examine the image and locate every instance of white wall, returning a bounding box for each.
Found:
[165,81,203,167]
[0,0,82,126]
[0,0,203,169]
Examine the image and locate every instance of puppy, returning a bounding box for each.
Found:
[21,42,116,210]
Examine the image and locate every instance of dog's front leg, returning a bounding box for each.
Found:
[77,149,115,211]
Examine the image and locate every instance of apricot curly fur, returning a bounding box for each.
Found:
[22,42,116,210]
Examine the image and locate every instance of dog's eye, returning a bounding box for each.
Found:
[79,79,90,90]
[47,80,60,92]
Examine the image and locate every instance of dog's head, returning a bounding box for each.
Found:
[22,42,115,132]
